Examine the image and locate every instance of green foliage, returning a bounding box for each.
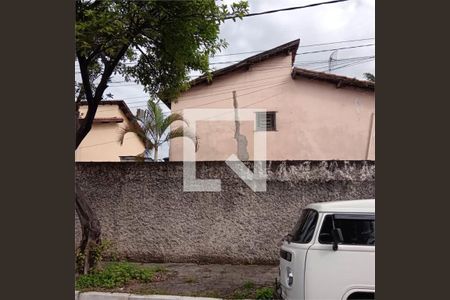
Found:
[76,0,249,104]
[229,283,273,299]
[75,262,162,290]
[243,280,255,289]
[255,287,274,300]
[364,72,375,82]
[91,239,114,264]
[75,239,119,274]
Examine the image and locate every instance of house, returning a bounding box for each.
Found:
[75,100,146,162]
[169,39,375,161]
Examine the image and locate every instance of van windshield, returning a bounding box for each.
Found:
[290,209,318,243]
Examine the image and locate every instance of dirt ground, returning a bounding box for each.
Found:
[111,262,279,298]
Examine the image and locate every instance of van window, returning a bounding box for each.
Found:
[319,214,375,246]
[290,209,318,243]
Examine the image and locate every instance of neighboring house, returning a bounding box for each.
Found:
[75,100,146,162]
[169,39,375,161]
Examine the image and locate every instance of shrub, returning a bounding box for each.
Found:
[243,280,255,289]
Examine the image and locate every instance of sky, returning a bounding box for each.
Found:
[76,0,375,159]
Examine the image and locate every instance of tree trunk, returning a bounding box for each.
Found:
[154,146,158,161]
[74,43,130,274]
[75,182,101,274]
[75,109,101,274]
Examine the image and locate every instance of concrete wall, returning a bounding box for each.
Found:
[75,161,375,264]
[169,54,375,161]
[75,104,145,162]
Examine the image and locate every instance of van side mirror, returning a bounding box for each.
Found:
[331,228,344,251]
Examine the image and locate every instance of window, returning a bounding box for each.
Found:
[319,214,375,246]
[290,209,318,243]
[256,112,276,131]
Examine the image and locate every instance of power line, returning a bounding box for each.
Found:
[327,57,375,72]
[211,37,374,57]
[77,82,292,149]
[77,65,294,88]
[297,56,375,72]
[78,79,292,114]
[78,135,135,149]
[90,78,290,112]
[76,56,375,91]
[223,0,349,20]
[173,80,291,112]
[297,43,375,55]
[105,73,291,93]
[195,50,375,66]
[298,55,375,65]
[75,38,375,72]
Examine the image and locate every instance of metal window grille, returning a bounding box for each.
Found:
[256,112,276,131]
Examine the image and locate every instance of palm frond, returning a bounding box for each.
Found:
[165,126,199,152]
[160,113,187,133]
[132,150,147,162]
[147,100,165,135]
[118,121,154,150]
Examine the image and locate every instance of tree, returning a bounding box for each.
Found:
[364,72,375,82]
[118,100,197,161]
[75,0,248,274]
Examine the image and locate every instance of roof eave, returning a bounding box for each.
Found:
[291,67,375,91]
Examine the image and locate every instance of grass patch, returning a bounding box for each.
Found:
[230,282,274,300]
[231,281,255,299]
[255,287,274,299]
[75,262,165,290]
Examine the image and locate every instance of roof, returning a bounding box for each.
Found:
[306,199,375,213]
[168,39,374,108]
[189,39,300,88]
[291,67,375,91]
[92,117,124,124]
[79,100,146,146]
[79,100,137,122]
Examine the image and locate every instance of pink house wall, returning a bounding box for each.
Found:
[169,54,375,161]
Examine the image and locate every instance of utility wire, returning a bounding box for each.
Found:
[211,37,374,57]
[223,0,349,20]
[82,57,374,88]
[78,79,292,114]
[297,43,375,55]
[75,38,375,72]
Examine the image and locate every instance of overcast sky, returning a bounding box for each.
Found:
[76,0,375,159]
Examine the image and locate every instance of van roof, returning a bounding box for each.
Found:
[306,199,375,213]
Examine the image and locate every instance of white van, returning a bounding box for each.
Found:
[276,199,375,300]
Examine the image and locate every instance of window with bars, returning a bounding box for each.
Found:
[255,112,276,131]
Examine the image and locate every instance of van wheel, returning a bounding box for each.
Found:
[347,291,375,300]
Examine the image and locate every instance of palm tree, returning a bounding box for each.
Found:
[118,100,197,161]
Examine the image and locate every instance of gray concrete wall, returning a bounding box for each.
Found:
[75,161,375,264]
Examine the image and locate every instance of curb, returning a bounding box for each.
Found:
[76,291,223,300]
